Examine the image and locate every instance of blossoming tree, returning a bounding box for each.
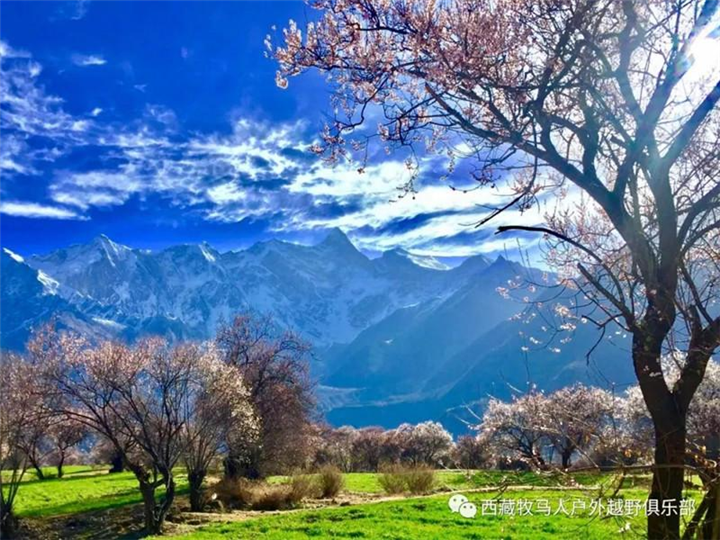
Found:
[272,1,720,537]
[32,330,255,534]
[0,354,38,538]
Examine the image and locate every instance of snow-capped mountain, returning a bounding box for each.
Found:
[4,229,491,352]
[1,248,113,350]
[1,231,633,431]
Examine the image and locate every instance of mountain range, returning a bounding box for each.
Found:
[0,230,636,432]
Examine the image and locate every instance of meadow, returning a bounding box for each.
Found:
[5,465,697,539]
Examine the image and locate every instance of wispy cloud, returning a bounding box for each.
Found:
[0,38,541,257]
[72,54,106,67]
[69,0,90,20]
[0,201,84,220]
[0,41,30,59]
[54,0,90,21]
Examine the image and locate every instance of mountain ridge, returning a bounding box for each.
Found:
[1,231,633,432]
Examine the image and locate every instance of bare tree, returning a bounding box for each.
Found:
[216,314,315,478]
[47,416,88,479]
[0,353,38,538]
[313,425,358,472]
[33,329,225,534]
[453,434,492,470]
[15,415,52,481]
[273,2,720,537]
[351,427,389,471]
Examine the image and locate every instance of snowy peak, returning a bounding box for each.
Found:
[31,234,133,272]
[5,232,539,354]
[486,254,523,276]
[90,234,133,266]
[320,227,353,248]
[382,248,450,271]
[3,247,24,264]
[451,253,492,278]
[161,243,219,264]
[2,247,57,296]
[316,228,369,266]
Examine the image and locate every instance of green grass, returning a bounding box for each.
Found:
[156,489,667,540]
[1,464,100,483]
[3,468,697,539]
[269,469,613,495]
[4,469,188,518]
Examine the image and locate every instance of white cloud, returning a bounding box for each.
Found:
[0,201,84,220]
[69,0,90,20]
[188,118,305,180]
[0,39,553,257]
[207,182,246,204]
[72,54,106,67]
[0,40,30,59]
[53,0,89,21]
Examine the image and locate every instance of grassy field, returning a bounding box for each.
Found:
[2,467,696,539]
[158,490,657,540]
[5,467,188,518]
[268,468,614,494]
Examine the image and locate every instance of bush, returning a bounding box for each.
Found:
[211,478,255,509]
[404,465,435,494]
[317,465,344,498]
[378,464,407,494]
[211,476,313,511]
[251,484,295,511]
[290,473,319,501]
[377,464,436,495]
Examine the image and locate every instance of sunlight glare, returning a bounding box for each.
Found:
[689,36,720,75]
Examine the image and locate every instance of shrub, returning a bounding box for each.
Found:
[378,464,407,494]
[251,484,295,511]
[211,477,313,511]
[317,465,344,498]
[211,478,255,509]
[290,473,319,502]
[377,464,436,495]
[404,465,435,494]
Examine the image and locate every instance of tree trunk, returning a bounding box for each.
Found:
[648,423,686,540]
[139,482,160,535]
[139,475,176,534]
[224,455,261,480]
[157,475,175,530]
[188,470,206,512]
[108,452,124,474]
[30,460,45,481]
[0,508,18,539]
[223,455,243,480]
[57,455,65,479]
[700,483,719,540]
[561,449,572,470]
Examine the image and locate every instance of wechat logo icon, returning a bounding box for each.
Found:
[448,494,477,519]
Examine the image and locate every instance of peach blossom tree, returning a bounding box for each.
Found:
[33,330,255,534]
[271,2,720,537]
[0,354,38,538]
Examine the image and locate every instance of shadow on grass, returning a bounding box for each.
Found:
[21,486,191,540]
[20,486,190,519]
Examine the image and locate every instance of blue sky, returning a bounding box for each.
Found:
[0,0,540,260]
